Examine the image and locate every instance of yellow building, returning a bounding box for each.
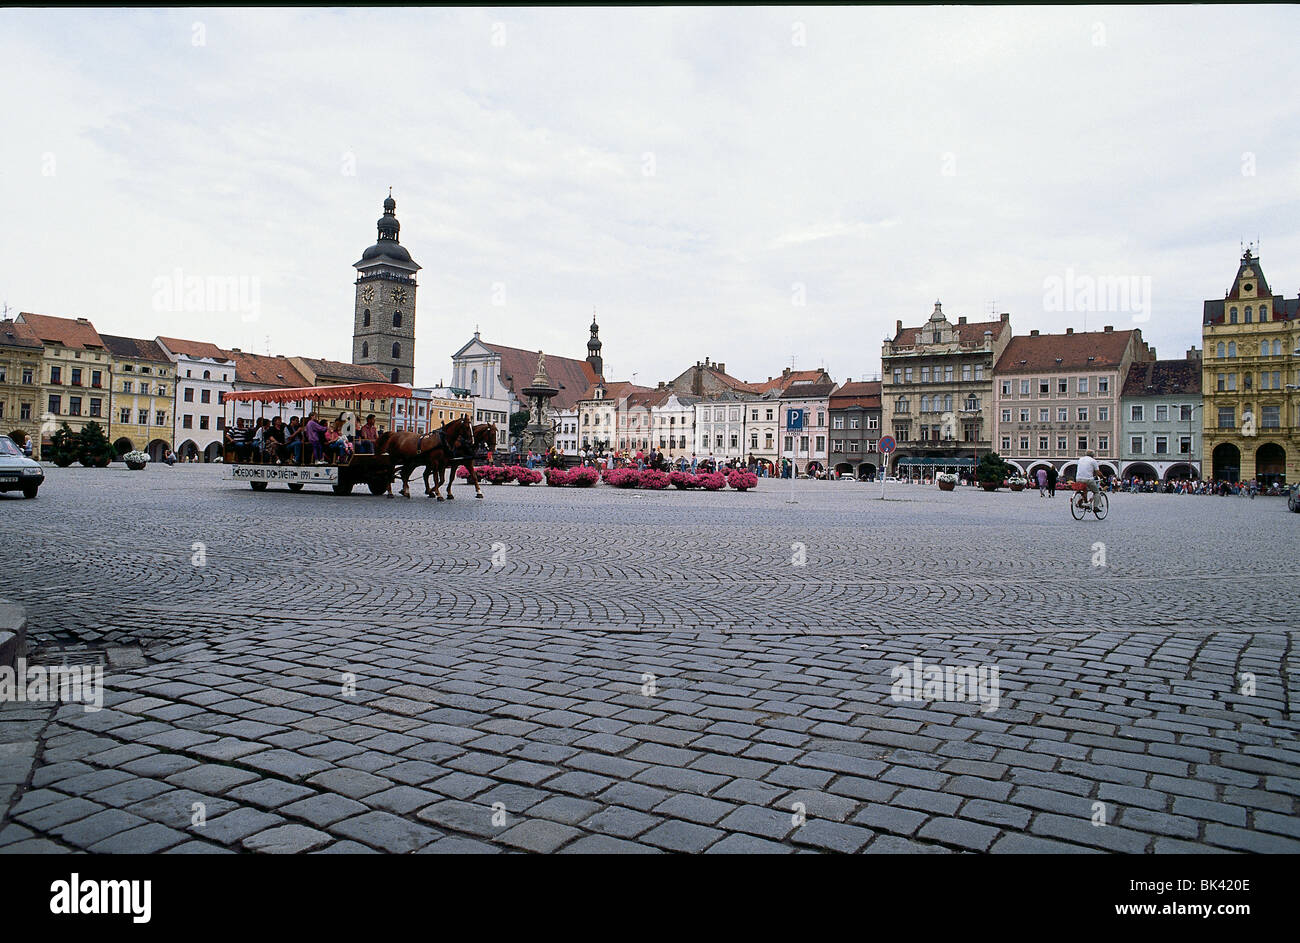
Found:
[15,313,112,454]
[1201,249,1300,484]
[0,319,44,453]
[101,334,175,462]
[391,389,473,435]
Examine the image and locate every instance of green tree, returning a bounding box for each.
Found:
[50,422,78,467]
[976,450,1013,485]
[77,421,113,467]
[509,409,530,441]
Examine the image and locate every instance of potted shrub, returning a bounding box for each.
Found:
[77,421,113,467]
[936,472,958,492]
[1007,475,1028,492]
[123,449,149,471]
[976,452,1012,492]
[50,422,79,467]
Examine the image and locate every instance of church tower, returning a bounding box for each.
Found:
[352,190,419,384]
[586,311,604,378]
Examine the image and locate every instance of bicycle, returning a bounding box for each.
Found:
[1069,481,1108,521]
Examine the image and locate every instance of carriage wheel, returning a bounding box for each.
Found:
[250,481,268,491]
[368,478,388,495]
[287,483,304,492]
[333,481,354,496]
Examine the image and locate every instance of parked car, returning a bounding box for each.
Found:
[1288,484,1299,513]
[0,434,44,498]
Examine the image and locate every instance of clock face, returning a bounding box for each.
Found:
[360,285,374,303]
[391,287,408,305]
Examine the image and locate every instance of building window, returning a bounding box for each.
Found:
[1098,377,1109,394]
[1077,408,1088,421]
[363,309,371,326]
[1001,436,1011,451]
[362,341,369,358]
[393,311,402,328]
[1078,377,1089,393]
[1228,341,1236,357]
[962,364,972,381]
[833,416,844,429]
[1020,436,1030,450]
[1217,341,1225,358]
[921,366,931,383]
[1154,404,1168,422]
[1098,407,1109,422]
[1244,306,1252,323]
[1038,408,1050,422]
[1019,408,1030,422]
[1057,436,1067,451]
[1057,408,1068,422]
[944,366,954,382]
[1001,409,1012,422]
[1227,373,1236,391]
[1020,379,1031,396]
[392,342,401,359]
[1077,435,1088,451]
[138,409,148,425]
[1155,436,1168,454]
[1058,378,1068,393]
[1038,435,1048,451]
[199,416,209,430]
[1178,435,1191,454]
[50,366,61,385]
[123,380,133,393]
[183,414,193,429]
[904,367,913,382]
[1001,380,1011,396]
[200,389,211,404]
[1262,405,1281,428]
[1130,405,1143,422]
[1039,379,1049,395]
[815,436,825,452]
[1217,407,1234,429]
[1229,307,1237,323]
[156,411,166,426]
[69,397,81,416]
[120,407,130,423]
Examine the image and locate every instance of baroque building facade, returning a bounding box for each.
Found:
[1200,249,1299,485]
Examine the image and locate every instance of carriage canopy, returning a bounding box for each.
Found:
[221,382,413,404]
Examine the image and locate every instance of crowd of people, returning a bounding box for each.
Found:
[224,413,382,466]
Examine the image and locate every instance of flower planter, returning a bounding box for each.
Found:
[980,482,999,492]
[126,461,146,471]
[937,481,956,492]
[1009,484,1024,492]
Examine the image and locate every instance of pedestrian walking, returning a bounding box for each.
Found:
[1036,467,1047,496]
[1046,465,1058,497]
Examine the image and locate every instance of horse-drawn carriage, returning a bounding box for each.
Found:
[222,382,494,498]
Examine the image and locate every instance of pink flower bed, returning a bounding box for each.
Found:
[570,467,599,487]
[506,465,542,485]
[605,468,641,488]
[545,467,570,486]
[696,472,727,491]
[639,470,670,490]
[728,470,758,491]
[669,471,697,490]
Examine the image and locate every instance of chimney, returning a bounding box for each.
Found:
[958,316,967,325]
[1000,312,1010,322]
[1103,325,1113,332]
[1186,346,1201,362]
[783,367,791,378]
[1149,347,1157,359]
[230,347,241,352]
[1065,328,1073,334]
[1030,329,1040,336]
[896,319,903,335]
[717,363,725,374]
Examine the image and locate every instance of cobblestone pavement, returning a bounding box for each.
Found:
[0,465,1296,853]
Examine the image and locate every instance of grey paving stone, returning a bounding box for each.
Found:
[88,823,189,854]
[494,818,583,853]
[704,832,794,854]
[717,805,797,842]
[55,809,150,849]
[560,834,663,854]
[641,819,725,853]
[580,805,661,839]
[790,818,875,853]
[917,816,1000,851]
[242,824,334,853]
[331,810,442,853]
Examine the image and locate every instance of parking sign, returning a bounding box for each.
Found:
[788,408,804,430]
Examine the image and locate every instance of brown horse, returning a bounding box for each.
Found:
[375,417,474,499]
[433,422,497,500]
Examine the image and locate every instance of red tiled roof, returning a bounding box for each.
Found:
[16,312,105,350]
[0,319,43,350]
[751,368,829,393]
[892,318,1008,347]
[226,350,310,388]
[995,329,1139,374]
[829,380,882,409]
[158,336,231,361]
[485,342,601,411]
[291,357,387,384]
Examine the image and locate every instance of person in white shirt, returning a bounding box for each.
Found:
[1076,449,1101,506]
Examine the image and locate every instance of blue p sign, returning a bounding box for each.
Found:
[788,409,804,430]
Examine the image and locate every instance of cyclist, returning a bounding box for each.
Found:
[1076,449,1102,509]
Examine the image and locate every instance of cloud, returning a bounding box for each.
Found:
[1,6,1297,386]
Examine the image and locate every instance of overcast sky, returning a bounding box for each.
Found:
[3,6,1298,387]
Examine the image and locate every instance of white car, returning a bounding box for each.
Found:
[0,435,44,498]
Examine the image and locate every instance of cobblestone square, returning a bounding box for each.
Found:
[1,466,1297,853]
